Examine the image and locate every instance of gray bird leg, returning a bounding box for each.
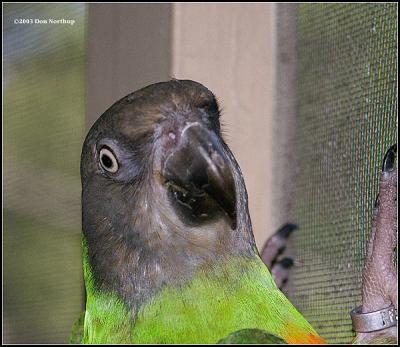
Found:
[354,144,397,344]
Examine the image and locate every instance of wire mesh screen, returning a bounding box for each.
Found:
[3,4,86,343]
[285,3,397,344]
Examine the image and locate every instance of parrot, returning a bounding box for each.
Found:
[73,79,397,344]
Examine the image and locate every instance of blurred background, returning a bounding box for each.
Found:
[4,3,86,343]
[3,3,397,344]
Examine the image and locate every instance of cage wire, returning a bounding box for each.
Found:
[285,3,397,344]
[3,4,87,343]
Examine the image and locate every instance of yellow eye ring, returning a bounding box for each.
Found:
[99,147,119,173]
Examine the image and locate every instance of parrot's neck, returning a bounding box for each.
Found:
[82,211,257,319]
[82,245,325,344]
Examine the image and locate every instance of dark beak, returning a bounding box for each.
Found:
[161,123,236,228]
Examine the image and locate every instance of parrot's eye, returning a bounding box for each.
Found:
[99,147,119,173]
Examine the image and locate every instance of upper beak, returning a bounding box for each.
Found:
[161,122,236,228]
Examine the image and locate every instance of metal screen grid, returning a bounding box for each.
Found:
[286,4,397,343]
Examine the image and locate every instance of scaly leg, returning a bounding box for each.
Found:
[354,144,397,344]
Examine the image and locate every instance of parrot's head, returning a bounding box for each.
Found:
[80,79,256,308]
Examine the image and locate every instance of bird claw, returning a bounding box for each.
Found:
[382,144,397,173]
[261,223,297,292]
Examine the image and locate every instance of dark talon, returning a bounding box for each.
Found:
[277,257,294,269]
[279,278,288,291]
[271,257,295,291]
[381,144,397,173]
[275,223,298,239]
[374,193,380,209]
